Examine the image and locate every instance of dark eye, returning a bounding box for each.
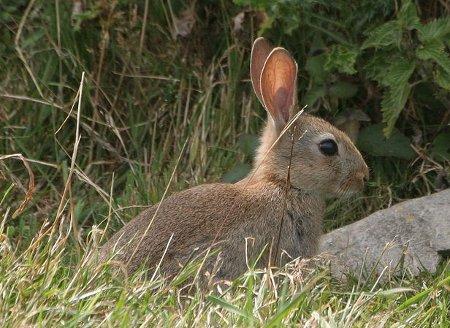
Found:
[319,139,338,156]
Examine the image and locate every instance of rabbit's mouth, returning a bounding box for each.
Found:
[335,177,365,198]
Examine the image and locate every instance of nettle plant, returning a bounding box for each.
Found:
[235,0,450,165]
[362,0,450,136]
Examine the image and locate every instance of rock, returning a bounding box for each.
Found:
[319,189,450,279]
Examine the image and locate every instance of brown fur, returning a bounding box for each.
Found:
[98,38,369,281]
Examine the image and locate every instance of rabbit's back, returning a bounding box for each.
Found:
[99,183,265,274]
[99,182,322,278]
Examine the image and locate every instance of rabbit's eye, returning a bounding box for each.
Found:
[319,139,338,156]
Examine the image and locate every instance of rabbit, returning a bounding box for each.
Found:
[98,37,369,281]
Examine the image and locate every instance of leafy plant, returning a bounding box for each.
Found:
[357,124,414,160]
[362,0,450,136]
[234,0,450,158]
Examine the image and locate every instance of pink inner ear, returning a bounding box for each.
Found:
[274,87,291,123]
[260,47,297,128]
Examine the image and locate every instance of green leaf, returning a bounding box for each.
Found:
[396,275,450,311]
[304,86,326,106]
[278,7,301,35]
[381,83,412,137]
[379,58,416,87]
[324,45,358,75]
[431,132,450,161]
[378,287,415,298]
[364,53,396,83]
[417,17,450,42]
[416,40,450,73]
[357,124,414,159]
[435,68,450,90]
[233,0,271,7]
[362,21,402,49]
[207,295,253,319]
[398,0,420,30]
[265,293,306,328]
[329,81,358,98]
[305,54,328,83]
[368,57,415,137]
[6,225,16,238]
[243,273,256,326]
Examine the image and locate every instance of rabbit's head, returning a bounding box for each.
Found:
[250,38,369,198]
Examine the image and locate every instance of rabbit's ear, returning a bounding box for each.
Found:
[260,47,298,129]
[251,37,274,106]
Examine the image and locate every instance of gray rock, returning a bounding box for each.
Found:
[319,189,450,279]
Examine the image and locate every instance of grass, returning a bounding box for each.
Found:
[0,0,449,326]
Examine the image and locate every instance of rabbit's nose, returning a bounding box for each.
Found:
[356,170,368,186]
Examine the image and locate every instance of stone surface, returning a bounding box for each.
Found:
[319,189,450,278]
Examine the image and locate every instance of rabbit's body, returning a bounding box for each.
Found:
[98,38,369,281]
[100,179,323,278]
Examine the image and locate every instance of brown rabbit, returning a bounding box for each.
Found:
[98,38,369,281]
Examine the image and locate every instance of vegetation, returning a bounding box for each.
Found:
[0,0,449,325]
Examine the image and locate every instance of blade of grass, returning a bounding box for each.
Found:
[396,274,450,311]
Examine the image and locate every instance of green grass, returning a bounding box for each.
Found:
[0,1,449,326]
